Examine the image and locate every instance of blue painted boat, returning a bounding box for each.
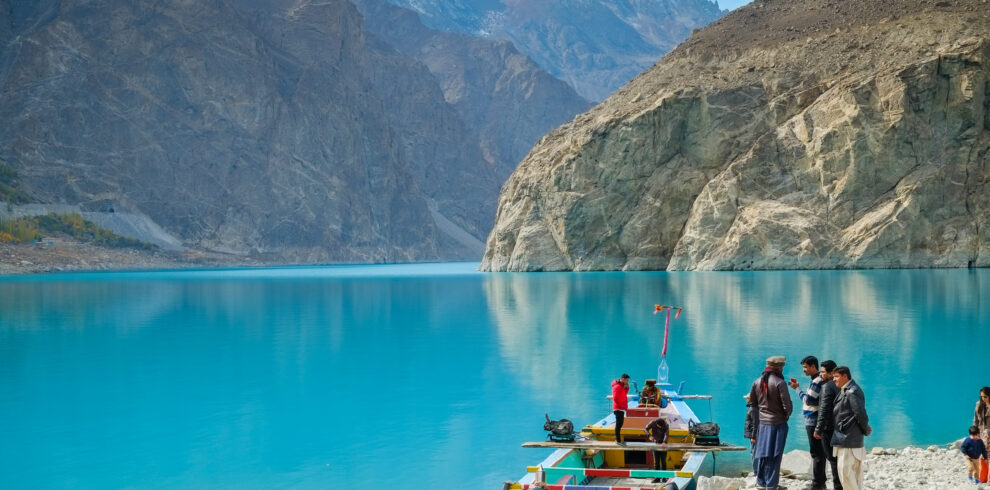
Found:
[506,306,742,490]
[506,382,722,490]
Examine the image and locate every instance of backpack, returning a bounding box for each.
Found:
[688,420,720,437]
[544,414,576,442]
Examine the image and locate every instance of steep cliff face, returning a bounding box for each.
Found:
[0,2,10,46]
[482,0,990,271]
[381,0,724,102]
[0,0,440,261]
[0,0,529,261]
[351,0,591,181]
[237,0,500,257]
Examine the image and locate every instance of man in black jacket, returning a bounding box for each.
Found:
[830,366,872,490]
[813,360,842,490]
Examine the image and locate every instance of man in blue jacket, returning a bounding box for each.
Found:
[831,366,872,490]
[789,355,825,490]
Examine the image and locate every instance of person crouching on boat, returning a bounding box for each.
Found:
[640,379,662,407]
[644,417,669,470]
[749,355,792,490]
[612,373,630,444]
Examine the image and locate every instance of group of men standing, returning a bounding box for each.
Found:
[746,355,872,490]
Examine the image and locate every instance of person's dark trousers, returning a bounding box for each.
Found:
[806,425,827,488]
[750,442,758,476]
[820,430,843,490]
[653,450,667,470]
[613,410,624,443]
[756,452,783,489]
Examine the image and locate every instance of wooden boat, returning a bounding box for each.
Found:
[505,383,744,490]
[505,305,743,490]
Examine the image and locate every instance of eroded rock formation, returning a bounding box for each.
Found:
[482,0,990,271]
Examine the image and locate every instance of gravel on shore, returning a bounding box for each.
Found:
[699,443,984,490]
[0,242,254,275]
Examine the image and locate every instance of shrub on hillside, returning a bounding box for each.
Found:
[0,159,33,205]
[0,213,153,249]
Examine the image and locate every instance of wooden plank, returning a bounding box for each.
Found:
[521,440,746,452]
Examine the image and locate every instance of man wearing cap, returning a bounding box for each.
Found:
[749,356,793,490]
[813,360,842,490]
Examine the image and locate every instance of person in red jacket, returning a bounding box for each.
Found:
[612,373,630,444]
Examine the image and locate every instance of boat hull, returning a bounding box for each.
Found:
[510,384,707,490]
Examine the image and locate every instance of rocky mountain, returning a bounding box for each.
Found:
[381,0,725,101]
[0,0,587,263]
[350,0,591,181]
[481,0,990,271]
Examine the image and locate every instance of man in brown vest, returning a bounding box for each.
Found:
[748,355,793,490]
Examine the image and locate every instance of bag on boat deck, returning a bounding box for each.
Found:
[688,420,720,437]
[544,414,576,442]
[689,420,721,446]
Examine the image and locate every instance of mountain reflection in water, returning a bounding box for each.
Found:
[0,265,986,488]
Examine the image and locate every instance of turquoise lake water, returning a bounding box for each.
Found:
[1,263,988,488]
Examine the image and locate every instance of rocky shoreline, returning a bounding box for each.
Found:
[699,442,980,490]
[0,242,254,275]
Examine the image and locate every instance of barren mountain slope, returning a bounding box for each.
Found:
[482,0,990,271]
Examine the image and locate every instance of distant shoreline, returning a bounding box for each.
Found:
[0,242,251,276]
[0,243,483,276]
[4,240,988,276]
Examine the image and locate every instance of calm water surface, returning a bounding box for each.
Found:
[1,263,987,488]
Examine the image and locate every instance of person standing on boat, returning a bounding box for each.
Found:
[612,373,631,444]
[644,416,669,470]
[749,355,792,490]
[973,387,990,446]
[789,355,826,490]
[813,360,842,490]
[830,366,872,490]
[744,393,760,477]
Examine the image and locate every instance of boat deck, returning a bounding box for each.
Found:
[511,383,733,490]
[597,403,689,432]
